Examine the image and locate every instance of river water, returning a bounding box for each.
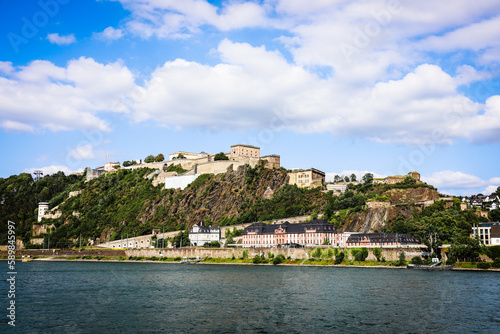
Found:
[3,261,499,333]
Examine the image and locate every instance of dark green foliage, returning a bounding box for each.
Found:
[188,174,212,191]
[323,190,366,220]
[0,172,82,244]
[144,155,155,163]
[165,164,186,174]
[214,152,229,161]
[397,251,406,266]
[445,255,456,265]
[273,254,285,265]
[450,235,482,262]
[492,258,500,268]
[204,241,220,248]
[351,248,369,261]
[155,154,164,162]
[477,262,491,269]
[489,209,500,221]
[172,230,190,247]
[362,173,373,184]
[334,251,345,264]
[411,256,423,265]
[483,246,500,260]
[373,248,382,261]
[253,255,264,264]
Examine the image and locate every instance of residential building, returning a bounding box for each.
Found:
[189,223,221,247]
[288,168,325,188]
[104,162,120,171]
[491,225,500,246]
[346,233,421,246]
[230,144,260,158]
[472,222,500,246]
[242,220,338,247]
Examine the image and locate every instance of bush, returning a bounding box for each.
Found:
[446,255,457,265]
[477,262,491,270]
[352,248,369,261]
[312,247,323,259]
[323,248,334,260]
[242,250,249,259]
[492,258,500,268]
[174,257,181,261]
[273,254,285,265]
[397,251,406,266]
[411,256,423,265]
[373,248,382,262]
[253,255,263,264]
[334,251,345,264]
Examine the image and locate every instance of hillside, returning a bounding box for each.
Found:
[0,166,494,252]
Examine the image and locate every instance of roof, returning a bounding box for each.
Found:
[231,144,260,149]
[243,220,336,235]
[491,225,500,238]
[346,233,420,244]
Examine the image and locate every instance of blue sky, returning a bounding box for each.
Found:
[1,0,499,196]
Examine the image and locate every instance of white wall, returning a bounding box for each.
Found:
[164,174,200,190]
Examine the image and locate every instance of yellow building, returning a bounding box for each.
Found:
[230,144,260,159]
[288,168,325,188]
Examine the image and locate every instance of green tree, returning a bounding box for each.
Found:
[214,152,229,161]
[323,248,334,260]
[334,251,345,264]
[155,154,165,162]
[350,173,357,182]
[273,254,285,265]
[122,160,132,167]
[312,247,323,259]
[402,175,416,185]
[172,230,190,248]
[373,247,382,262]
[242,250,249,259]
[334,175,342,183]
[397,251,406,266]
[362,173,374,184]
[450,235,482,262]
[176,153,185,159]
[344,176,350,182]
[144,155,155,163]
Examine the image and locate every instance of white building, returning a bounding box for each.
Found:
[189,223,221,247]
[38,202,49,222]
[472,222,500,246]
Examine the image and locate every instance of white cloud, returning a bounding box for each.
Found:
[95,27,124,40]
[0,61,14,74]
[422,171,500,196]
[117,0,270,38]
[47,33,76,45]
[0,120,34,132]
[0,57,135,133]
[68,143,96,160]
[131,40,500,144]
[23,165,80,176]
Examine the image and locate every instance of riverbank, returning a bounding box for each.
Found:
[4,254,500,271]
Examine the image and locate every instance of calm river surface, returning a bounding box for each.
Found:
[2,261,499,333]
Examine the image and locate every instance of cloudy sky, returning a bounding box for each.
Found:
[1,0,499,196]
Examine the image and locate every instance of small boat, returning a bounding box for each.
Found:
[180,257,202,264]
[407,264,454,270]
[22,255,32,262]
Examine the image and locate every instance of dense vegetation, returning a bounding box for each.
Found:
[0,172,82,244]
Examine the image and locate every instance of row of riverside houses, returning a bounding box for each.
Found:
[241,220,421,248]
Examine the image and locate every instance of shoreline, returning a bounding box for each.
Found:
[4,257,500,271]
